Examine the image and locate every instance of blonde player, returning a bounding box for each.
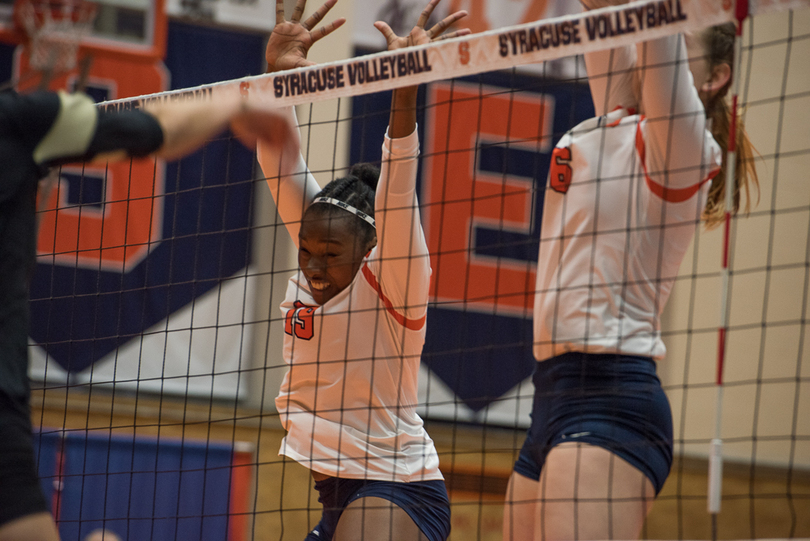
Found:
[503,4,759,540]
[257,1,469,540]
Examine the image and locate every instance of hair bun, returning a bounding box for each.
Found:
[349,163,380,192]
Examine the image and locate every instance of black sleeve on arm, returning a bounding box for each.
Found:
[37,94,165,167]
[4,91,63,147]
[85,109,164,158]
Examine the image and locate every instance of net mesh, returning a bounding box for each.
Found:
[22,1,810,540]
[15,0,96,72]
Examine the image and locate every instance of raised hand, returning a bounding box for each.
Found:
[266,0,346,72]
[374,0,469,139]
[373,0,469,52]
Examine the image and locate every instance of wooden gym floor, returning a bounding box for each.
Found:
[30,390,809,541]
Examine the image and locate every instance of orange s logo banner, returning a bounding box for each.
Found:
[446,0,552,34]
[422,82,554,315]
[37,162,164,271]
[32,58,169,272]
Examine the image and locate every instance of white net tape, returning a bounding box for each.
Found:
[97,0,810,111]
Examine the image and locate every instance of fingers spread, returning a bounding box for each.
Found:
[303,0,338,31]
[427,10,468,39]
[417,0,440,29]
[433,28,470,42]
[310,17,346,42]
[290,0,307,23]
[275,0,286,24]
[373,21,396,45]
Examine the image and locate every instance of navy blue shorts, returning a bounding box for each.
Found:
[305,477,451,541]
[514,352,673,494]
[0,392,49,527]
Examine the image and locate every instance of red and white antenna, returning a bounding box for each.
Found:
[709,0,750,536]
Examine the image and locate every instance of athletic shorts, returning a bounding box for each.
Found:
[513,352,673,494]
[0,392,49,527]
[304,477,451,541]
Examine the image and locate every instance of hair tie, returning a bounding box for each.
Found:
[311,197,376,229]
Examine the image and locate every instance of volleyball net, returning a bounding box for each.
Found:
[23,0,810,539]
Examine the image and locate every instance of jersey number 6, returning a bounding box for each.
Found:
[549,146,573,194]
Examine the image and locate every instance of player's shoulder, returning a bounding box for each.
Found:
[2,89,61,112]
[0,90,63,136]
[561,107,637,150]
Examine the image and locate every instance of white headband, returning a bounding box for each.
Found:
[311,197,376,229]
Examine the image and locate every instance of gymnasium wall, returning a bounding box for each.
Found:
[0,0,805,475]
[271,0,810,469]
[660,8,810,467]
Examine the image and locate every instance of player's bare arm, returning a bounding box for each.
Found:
[86,96,298,163]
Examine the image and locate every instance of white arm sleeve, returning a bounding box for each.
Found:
[257,106,320,247]
[638,34,720,192]
[370,127,430,319]
[584,46,638,117]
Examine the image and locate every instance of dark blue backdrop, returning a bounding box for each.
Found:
[348,51,594,414]
[33,430,242,541]
[1,22,266,374]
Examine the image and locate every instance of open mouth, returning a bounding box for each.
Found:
[309,280,330,292]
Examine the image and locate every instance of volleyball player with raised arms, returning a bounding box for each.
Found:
[503,2,759,539]
[257,1,468,539]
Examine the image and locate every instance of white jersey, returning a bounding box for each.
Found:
[258,119,441,482]
[534,35,722,362]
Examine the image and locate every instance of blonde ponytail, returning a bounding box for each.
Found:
[702,96,759,228]
[700,23,760,228]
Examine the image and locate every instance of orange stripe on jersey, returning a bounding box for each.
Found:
[361,264,426,331]
[606,106,636,127]
[635,121,720,203]
[606,106,637,127]
[610,106,637,114]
